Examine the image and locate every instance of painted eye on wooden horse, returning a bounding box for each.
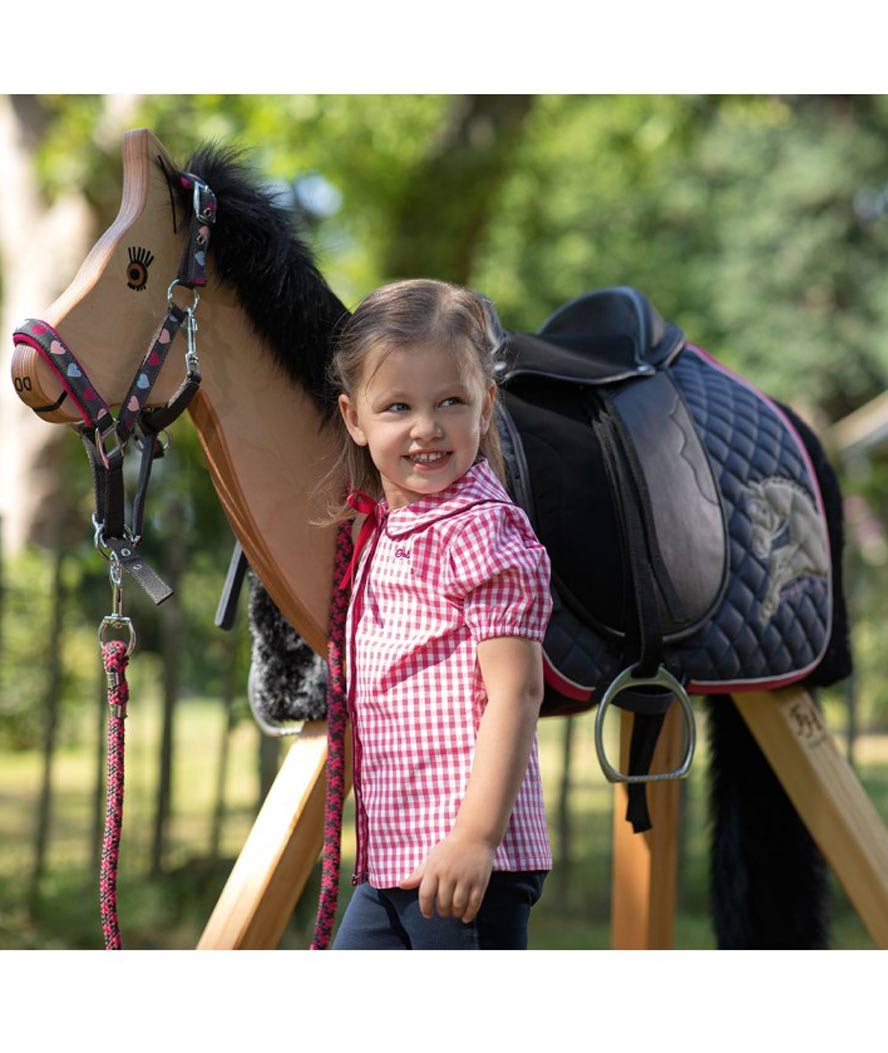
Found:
[126,245,154,291]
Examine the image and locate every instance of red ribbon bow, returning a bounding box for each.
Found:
[338,490,380,591]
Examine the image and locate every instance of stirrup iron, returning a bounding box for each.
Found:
[594,664,696,783]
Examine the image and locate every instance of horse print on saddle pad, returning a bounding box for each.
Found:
[744,477,829,618]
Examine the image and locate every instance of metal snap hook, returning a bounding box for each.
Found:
[99,556,135,656]
[184,306,200,373]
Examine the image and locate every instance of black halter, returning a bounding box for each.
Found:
[13,173,217,611]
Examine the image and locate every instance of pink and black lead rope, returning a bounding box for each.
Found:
[310,517,358,950]
[100,639,130,950]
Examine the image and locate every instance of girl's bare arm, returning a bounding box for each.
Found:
[399,636,544,922]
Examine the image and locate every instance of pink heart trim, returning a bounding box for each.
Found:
[147,350,161,366]
[127,396,140,412]
[32,323,49,335]
[50,340,66,356]
[159,329,171,345]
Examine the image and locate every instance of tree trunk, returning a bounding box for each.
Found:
[28,539,66,917]
[382,95,536,284]
[0,96,94,557]
[258,735,281,810]
[150,497,186,878]
[0,94,142,559]
[555,716,575,906]
[844,670,857,771]
[209,634,239,862]
[0,517,4,708]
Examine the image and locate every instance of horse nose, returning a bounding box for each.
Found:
[10,331,74,423]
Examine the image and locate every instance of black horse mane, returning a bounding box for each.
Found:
[164,143,349,425]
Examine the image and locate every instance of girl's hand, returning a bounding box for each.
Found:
[398,831,496,924]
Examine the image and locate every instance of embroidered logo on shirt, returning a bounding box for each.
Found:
[394,547,410,560]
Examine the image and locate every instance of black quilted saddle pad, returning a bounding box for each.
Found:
[497,325,832,712]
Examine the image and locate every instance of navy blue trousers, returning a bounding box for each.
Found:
[332,870,547,950]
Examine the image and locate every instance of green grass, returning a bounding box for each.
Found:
[0,686,885,950]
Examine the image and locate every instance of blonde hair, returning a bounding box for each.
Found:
[311,279,508,527]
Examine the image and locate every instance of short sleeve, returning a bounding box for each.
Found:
[445,504,554,644]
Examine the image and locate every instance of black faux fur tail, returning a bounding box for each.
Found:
[706,693,831,948]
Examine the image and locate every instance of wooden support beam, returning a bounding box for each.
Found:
[610,701,685,949]
[732,687,888,948]
[197,722,346,949]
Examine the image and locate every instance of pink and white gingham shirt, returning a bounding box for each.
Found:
[345,456,554,888]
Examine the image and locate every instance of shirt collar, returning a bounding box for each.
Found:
[380,456,511,537]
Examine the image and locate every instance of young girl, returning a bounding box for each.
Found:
[326,278,553,950]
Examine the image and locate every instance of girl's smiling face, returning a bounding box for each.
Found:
[338,343,497,509]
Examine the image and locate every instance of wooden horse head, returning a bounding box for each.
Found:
[10,128,349,652]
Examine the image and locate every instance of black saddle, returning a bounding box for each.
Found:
[495,286,833,831]
[500,287,725,647]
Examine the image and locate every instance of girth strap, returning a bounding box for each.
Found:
[613,687,674,833]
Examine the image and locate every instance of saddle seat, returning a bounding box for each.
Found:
[497,285,685,386]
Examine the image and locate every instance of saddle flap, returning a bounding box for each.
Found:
[498,287,685,386]
[605,371,729,636]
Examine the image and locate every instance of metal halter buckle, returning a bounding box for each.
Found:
[96,420,125,470]
[594,664,697,784]
[193,179,215,223]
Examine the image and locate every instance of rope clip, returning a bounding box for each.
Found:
[98,555,136,656]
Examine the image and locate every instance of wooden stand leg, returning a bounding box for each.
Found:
[610,701,685,949]
[197,721,350,949]
[732,687,888,948]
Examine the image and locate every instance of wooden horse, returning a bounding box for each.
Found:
[11,128,888,949]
